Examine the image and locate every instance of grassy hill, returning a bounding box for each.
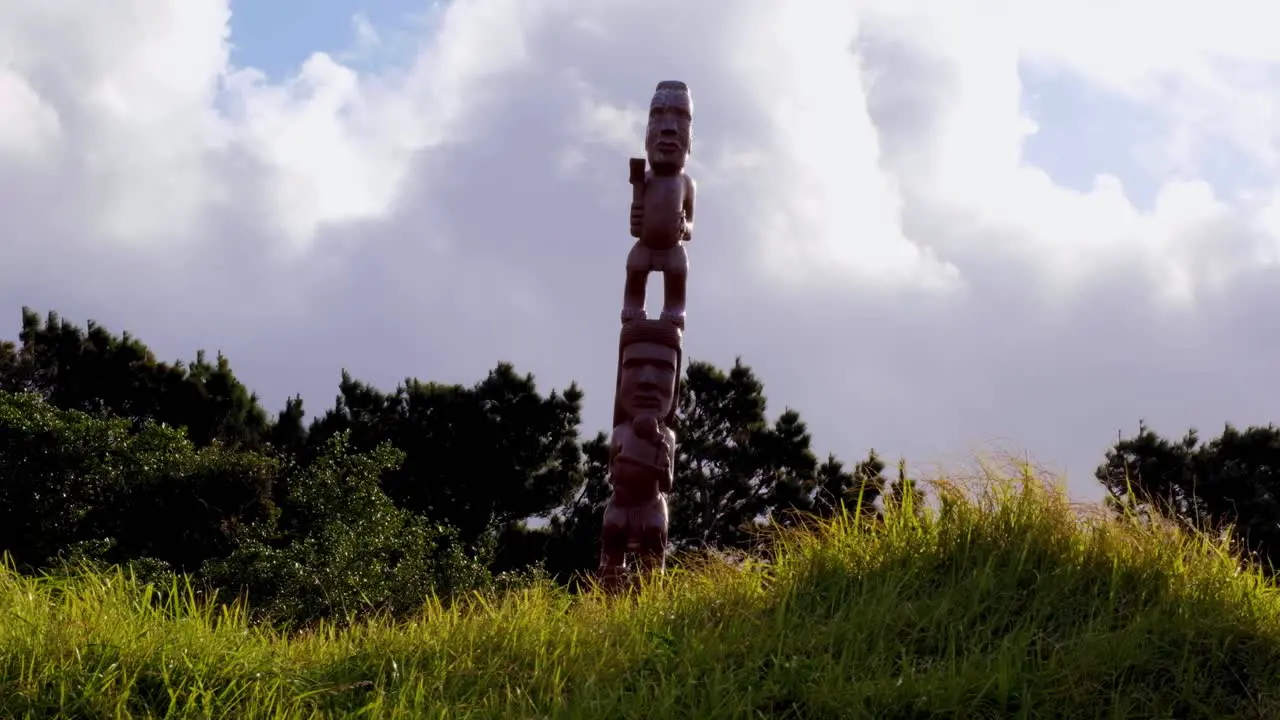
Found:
[3,467,1280,719]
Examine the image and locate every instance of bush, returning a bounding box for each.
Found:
[0,391,276,573]
[0,392,504,627]
[203,434,497,625]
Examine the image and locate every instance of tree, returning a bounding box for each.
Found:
[0,308,270,449]
[496,431,612,582]
[1098,421,1205,523]
[0,390,277,574]
[885,458,925,519]
[812,450,887,519]
[1098,421,1280,572]
[307,364,585,548]
[268,394,308,455]
[668,358,821,550]
[0,340,20,390]
[0,389,497,624]
[203,433,492,625]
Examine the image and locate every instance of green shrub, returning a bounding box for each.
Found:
[203,434,496,626]
[0,392,503,627]
[0,391,276,573]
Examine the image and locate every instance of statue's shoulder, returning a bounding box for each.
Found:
[660,425,677,446]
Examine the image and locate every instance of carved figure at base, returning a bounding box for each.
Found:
[622,81,697,330]
[599,319,682,592]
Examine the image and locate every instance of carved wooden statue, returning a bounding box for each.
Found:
[598,319,681,591]
[622,80,696,330]
[600,81,696,592]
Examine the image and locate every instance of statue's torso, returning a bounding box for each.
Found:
[609,422,672,506]
[639,173,687,250]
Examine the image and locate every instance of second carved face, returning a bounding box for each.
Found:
[618,340,678,422]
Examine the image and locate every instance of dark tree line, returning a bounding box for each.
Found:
[1098,421,1280,574]
[0,308,892,623]
[12,306,1280,623]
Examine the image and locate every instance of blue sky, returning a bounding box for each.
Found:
[228,0,430,78]
[1019,63,1160,209]
[1020,60,1278,211]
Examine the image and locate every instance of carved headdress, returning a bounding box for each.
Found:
[612,319,683,428]
[650,80,693,114]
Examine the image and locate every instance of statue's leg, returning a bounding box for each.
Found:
[598,503,628,593]
[622,243,650,323]
[635,497,669,576]
[635,531,666,574]
[659,245,689,329]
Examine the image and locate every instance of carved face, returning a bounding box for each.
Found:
[618,341,679,421]
[644,86,692,171]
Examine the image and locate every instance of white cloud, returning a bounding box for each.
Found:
[348,13,382,59]
[0,71,61,161]
[4,0,1280,503]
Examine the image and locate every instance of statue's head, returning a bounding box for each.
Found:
[644,80,693,174]
[613,319,682,427]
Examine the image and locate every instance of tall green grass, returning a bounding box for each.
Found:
[3,464,1280,719]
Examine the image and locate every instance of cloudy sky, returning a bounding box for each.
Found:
[4,0,1280,503]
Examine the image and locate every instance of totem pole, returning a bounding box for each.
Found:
[599,81,695,592]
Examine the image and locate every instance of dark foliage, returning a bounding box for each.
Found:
[0,391,276,574]
[0,308,270,449]
[0,307,884,621]
[1098,421,1280,573]
[305,365,585,550]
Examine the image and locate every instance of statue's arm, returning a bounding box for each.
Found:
[607,429,624,485]
[681,175,696,242]
[658,428,676,493]
[629,171,649,239]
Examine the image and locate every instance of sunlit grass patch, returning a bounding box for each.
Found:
[3,462,1280,718]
